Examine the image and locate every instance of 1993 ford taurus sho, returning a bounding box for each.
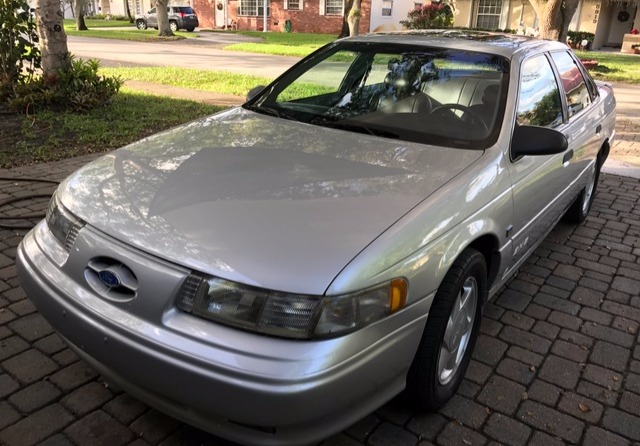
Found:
[17,31,615,446]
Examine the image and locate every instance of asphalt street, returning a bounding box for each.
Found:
[67,34,299,78]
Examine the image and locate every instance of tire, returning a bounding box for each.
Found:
[563,160,600,224]
[186,27,195,32]
[169,21,178,32]
[405,248,487,411]
[136,20,147,30]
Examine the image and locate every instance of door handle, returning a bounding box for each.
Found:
[596,124,602,135]
[563,149,574,165]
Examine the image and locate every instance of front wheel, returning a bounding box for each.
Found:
[405,248,486,410]
[563,160,600,224]
[169,21,178,32]
[136,20,147,30]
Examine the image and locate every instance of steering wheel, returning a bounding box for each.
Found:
[430,104,489,133]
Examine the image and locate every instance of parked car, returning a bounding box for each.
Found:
[17,31,615,446]
[135,5,198,32]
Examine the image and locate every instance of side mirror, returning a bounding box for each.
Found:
[511,124,568,158]
[246,85,266,102]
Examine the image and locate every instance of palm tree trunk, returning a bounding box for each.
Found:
[36,0,71,78]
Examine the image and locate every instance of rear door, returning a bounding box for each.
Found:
[548,50,602,182]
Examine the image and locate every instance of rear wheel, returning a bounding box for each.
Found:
[136,19,147,30]
[405,248,486,410]
[564,160,600,224]
[169,21,178,32]
[186,27,195,32]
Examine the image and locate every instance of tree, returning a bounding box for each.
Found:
[346,0,361,36]
[155,0,173,36]
[35,0,70,78]
[338,0,354,38]
[73,0,88,30]
[124,0,134,23]
[528,0,580,42]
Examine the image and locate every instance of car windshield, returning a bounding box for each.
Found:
[245,42,510,149]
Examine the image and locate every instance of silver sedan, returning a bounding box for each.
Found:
[17,30,615,446]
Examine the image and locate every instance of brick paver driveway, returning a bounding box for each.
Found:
[0,154,639,446]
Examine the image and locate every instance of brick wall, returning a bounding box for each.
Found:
[193,0,217,29]
[193,0,371,34]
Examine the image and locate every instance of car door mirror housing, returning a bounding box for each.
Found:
[246,85,266,102]
[511,124,568,158]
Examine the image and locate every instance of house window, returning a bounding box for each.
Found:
[238,0,270,16]
[288,0,300,9]
[382,0,393,16]
[325,0,343,15]
[476,0,502,29]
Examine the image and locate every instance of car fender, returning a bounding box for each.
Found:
[326,147,513,305]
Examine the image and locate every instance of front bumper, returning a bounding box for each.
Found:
[17,223,429,446]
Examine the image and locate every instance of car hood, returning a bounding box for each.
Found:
[58,108,482,295]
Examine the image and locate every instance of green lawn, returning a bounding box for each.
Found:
[576,50,640,84]
[99,67,274,96]
[64,21,197,41]
[224,31,337,57]
[3,90,223,168]
[63,18,134,28]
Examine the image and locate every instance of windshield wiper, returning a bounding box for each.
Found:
[313,119,400,139]
[245,104,298,121]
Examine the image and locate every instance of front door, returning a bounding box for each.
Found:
[215,2,225,27]
[147,7,158,28]
[507,54,569,267]
[607,2,637,46]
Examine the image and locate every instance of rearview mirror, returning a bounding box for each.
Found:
[246,85,266,102]
[511,124,568,158]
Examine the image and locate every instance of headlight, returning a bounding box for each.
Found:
[46,193,85,251]
[176,275,408,339]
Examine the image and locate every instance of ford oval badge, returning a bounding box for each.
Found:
[98,270,121,288]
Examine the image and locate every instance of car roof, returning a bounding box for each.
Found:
[345,30,569,59]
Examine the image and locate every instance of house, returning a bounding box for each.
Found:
[96,0,638,51]
[368,0,639,50]
[191,0,371,33]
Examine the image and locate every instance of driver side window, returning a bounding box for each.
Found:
[517,55,563,128]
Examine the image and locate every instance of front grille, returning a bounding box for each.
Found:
[85,257,139,303]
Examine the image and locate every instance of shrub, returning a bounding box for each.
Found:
[0,0,40,101]
[401,3,454,30]
[8,57,123,113]
[567,31,595,45]
[86,13,128,20]
[451,26,516,34]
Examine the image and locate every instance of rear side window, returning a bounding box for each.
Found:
[550,51,591,118]
[179,7,195,13]
[517,55,563,128]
